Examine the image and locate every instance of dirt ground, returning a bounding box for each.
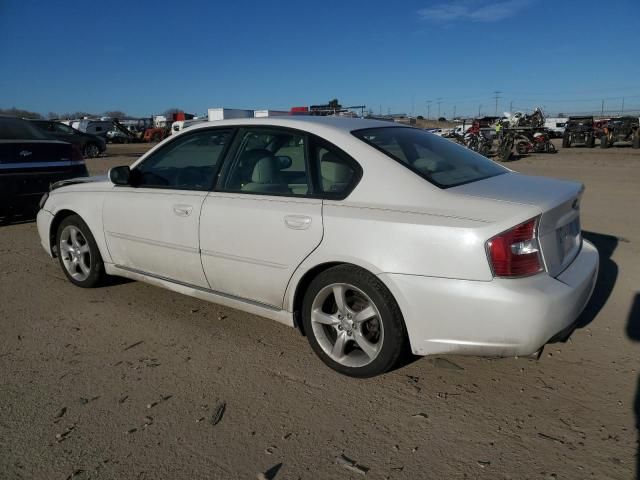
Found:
[1,140,639,480]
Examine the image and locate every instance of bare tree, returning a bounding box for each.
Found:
[104,110,127,119]
[70,111,94,119]
[0,107,43,119]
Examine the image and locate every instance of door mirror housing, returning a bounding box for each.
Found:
[109,165,131,185]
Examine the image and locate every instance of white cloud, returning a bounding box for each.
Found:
[418,0,534,23]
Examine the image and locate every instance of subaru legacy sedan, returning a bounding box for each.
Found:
[36,117,599,377]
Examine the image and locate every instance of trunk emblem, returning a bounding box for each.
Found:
[19,150,33,157]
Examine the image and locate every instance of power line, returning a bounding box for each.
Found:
[493,91,501,116]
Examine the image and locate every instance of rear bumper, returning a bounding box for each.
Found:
[380,239,599,357]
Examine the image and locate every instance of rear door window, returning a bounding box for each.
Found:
[222,128,310,196]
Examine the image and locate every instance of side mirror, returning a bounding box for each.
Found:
[109,165,131,185]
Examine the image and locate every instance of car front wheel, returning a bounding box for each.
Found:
[56,215,105,288]
[302,265,406,377]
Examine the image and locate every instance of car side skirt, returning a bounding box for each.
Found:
[105,264,295,327]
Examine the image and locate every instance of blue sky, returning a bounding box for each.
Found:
[1,0,639,118]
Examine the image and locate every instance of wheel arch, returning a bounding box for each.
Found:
[288,260,403,338]
[49,209,79,257]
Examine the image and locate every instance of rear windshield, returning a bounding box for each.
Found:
[353,127,506,188]
[0,117,50,140]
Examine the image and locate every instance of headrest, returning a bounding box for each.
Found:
[240,148,273,165]
[251,157,281,183]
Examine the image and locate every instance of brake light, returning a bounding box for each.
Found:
[487,217,543,277]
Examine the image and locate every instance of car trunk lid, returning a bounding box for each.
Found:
[450,172,584,277]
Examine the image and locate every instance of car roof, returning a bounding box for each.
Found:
[184,115,403,135]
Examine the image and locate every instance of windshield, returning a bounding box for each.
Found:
[353,127,506,188]
[0,117,51,140]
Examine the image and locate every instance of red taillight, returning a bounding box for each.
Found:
[487,217,543,277]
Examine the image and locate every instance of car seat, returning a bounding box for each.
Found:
[320,151,352,193]
[241,157,290,194]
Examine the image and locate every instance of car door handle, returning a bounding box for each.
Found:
[284,215,312,230]
[173,204,193,217]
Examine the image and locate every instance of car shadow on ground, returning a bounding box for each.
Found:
[574,231,619,330]
[626,294,640,478]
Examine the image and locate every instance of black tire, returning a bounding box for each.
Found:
[633,133,640,149]
[562,135,570,148]
[515,140,529,155]
[83,143,100,158]
[301,265,406,377]
[586,135,595,148]
[56,215,106,288]
[600,135,608,149]
[498,143,512,162]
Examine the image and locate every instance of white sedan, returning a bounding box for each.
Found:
[36,116,599,377]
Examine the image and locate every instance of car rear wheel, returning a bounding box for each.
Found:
[56,215,106,288]
[562,135,570,148]
[83,143,100,158]
[600,135,608,148]
[301,265,406,377]
[586,135,595,148]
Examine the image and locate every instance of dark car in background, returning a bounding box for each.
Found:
[0,117,88,220]
[29,120,107,158]
[562,116,596,148]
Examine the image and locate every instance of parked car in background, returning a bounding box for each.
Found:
[71,119,113,139]
[37,117,598,377]
[562,116,596,148]
[544,117,568,138]
[30,120,107,158]
[600,116,640,149]
[1,116,87,219]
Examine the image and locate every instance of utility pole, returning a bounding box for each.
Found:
[426,100,432,120]
[601,99,604,117]
[453,105,456,120]
[478,104,482,117]
[436,98,443,119]
[621,97,625,115]
[493,90,502,116]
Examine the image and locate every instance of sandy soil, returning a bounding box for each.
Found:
[1,140,638,480]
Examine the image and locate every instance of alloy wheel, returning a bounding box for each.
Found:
[59,225,92,282]
[310,283,384,368]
